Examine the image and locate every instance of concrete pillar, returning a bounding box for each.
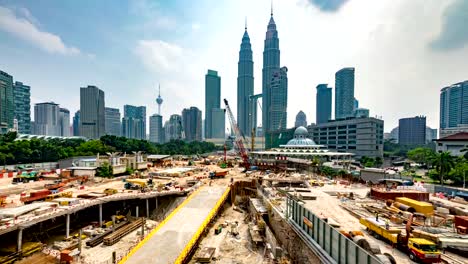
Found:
[66,214,70,239]
[99,204,103,227]
[146,199,149,218]
[136,206,139,218]
[17,228,23,253]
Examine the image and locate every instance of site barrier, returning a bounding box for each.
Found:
[286,197,382,264]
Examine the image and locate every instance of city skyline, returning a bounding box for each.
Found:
[1,1,468,131]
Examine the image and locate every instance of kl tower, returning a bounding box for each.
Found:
[156,84,163,115]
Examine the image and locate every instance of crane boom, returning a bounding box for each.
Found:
[223,99,250,170]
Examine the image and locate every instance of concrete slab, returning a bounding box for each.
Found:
[123,186,227,264]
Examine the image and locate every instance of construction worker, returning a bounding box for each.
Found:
[385,219,390,230]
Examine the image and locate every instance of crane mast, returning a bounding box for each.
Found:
[223,99,250,170]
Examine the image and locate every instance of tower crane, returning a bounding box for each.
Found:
[223,99,250,170]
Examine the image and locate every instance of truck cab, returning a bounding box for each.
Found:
[407,238,441,263]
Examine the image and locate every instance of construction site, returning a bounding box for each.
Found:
[0,100,467,264]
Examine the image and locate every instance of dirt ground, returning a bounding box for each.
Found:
[301,183,412,264]
[189,205,274,264]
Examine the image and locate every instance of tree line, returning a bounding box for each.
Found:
[0,132,221,165]
[407,147,468,186]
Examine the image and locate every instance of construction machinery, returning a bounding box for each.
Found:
[11,171,42,184]
[223,99,250,170]
[360,213,441,263]
[103,188,118,195]
[209,170,228,179]
[20,189,52,204]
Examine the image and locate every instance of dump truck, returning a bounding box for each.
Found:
[209,170,228,179]
[103,188,118,195]
[360,214,441,263]
[126,179,148,188]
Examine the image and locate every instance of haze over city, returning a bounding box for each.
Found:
[1,0,467,130]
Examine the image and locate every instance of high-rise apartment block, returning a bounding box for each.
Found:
[59,108,70,137]
[440,81,468,137]
[205,70,221,139]
[398,116,426,145]
[13,81,31,134]
[34,102,60,136]
[105,107,121,136]
[73,111,80,136]
[335,68,355,119]
[122,105,146,139]
[237,24,254,135]
[269,67,288,131]
[149,114,164,143]
[165,114,183,141]
[316,84,332,124]
[0,71,14,133]
[182,107,202,142]
[211,108,225,139]
[80,86,105,139]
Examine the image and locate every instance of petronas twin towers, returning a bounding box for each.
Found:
[237,9,288,138]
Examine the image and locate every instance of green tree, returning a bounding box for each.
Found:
[97,162,113,178]
[432,151,455,185]
[449,157,468,186]
[461,146,468,160]
[407,147,435,167]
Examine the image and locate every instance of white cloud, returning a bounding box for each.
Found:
[0,6,81,55]
[134,40,185,72]
[134,39,205,117]
[191,23,201,31]
[133,0,468,131]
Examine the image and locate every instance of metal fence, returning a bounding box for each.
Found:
[286,197,382,264]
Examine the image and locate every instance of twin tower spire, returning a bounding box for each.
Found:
[237,4,285,142]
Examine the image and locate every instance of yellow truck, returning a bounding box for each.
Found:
[359,217,401,245]
[360,216,441,263]
[103,188,118,195]
[126,179,148,188]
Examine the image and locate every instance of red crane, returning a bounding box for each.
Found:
[223,99,250,170]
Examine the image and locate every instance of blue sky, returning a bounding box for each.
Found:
[1,0,468,132]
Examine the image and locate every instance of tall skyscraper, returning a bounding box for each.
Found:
[399,116,426,145]
[269,67,288,131]
[335,67,355,119]
[105,107,121,136]
[211,108,225,139]
[295,111,307,127]
[165,114,183,141]
[262,9,282,134]
[122,105,146,139]
[59,108,70,137]
[426,127,438,142]
[237,22,254,135]
[149,114,164,143]
[72,110,80,136]
[34,102,60,136]
[316,84,332,124]
[182,106,202,142]
[205,70,221,139]
[0,70,14,133]
[13,81,31,134]
[80,85,105,139]
[440,81,468,136]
